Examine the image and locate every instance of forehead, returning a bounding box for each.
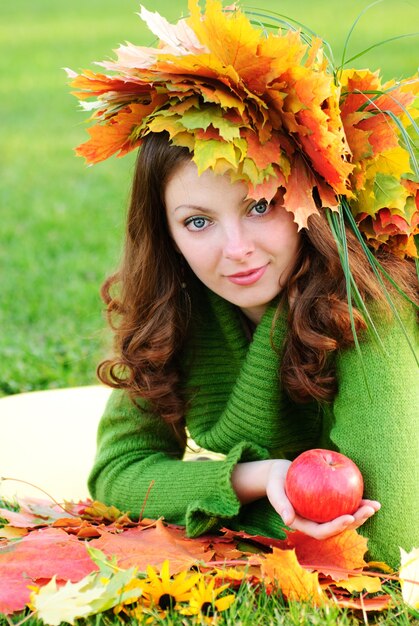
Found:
[165,161,249,209]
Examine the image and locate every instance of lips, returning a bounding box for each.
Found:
[226,264,268,286]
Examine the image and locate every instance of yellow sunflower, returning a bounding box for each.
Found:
[113,577,145,615]
[181,577,236,619]
[141,560,201,611]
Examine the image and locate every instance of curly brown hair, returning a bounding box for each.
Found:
[98,132,418,422]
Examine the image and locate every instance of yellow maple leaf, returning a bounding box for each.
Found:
[0,525,28,539]
[30,576,104,626]
[365,146,412,180]
[400,547,419,609]
[261,548,326,605]
[333,575,382,594]
[187,0,264,83]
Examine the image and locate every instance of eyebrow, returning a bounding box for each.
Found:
[174,204,215,213]
[173,196,253,213]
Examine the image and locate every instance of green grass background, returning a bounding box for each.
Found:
[1,0,418,396]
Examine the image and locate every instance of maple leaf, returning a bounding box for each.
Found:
[182,106,241,141]
[283,154,319,228]
[333,574,382,594]
[335,594,392,612]
[80,500,137,528]
[399,547,419,609]
[76,97,166,163]
[51,517,102,539]
[246,170,288,206]
[90,519,213,574]
[30,548,143,625]
[316,178,340,212]
[0,526,27,539]
[69,0,353,210]
[242,129,288,172]
[187,0,266,88]
[193,138,239,174]
[291,85,353,193]
[281,529,368,581]
[260,547,326,604]
[0,528,97,613]
[0,497,403,619]
[0,507,46,529]
[0,579,36,615]
[0,499,70,528]
[30,576,105,626]
[67,68,147,100]
[138,5,205,56]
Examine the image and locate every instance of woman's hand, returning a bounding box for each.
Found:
[266,460,381,540]
[231,459,381,541]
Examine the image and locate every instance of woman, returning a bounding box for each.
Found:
[70,1,419,567]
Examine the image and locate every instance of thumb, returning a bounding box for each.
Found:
[265,460,295,526]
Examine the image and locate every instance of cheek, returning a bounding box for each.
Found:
[167,225,189,257]
[183,247,216,274]
[171,233,215,273]
[267,220,300,256]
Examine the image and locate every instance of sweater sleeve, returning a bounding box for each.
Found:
[88,389,269,536]
[322,306,419,567]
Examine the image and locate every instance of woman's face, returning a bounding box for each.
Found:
[165,160,301,324]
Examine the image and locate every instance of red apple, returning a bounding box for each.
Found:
[284,449,364,523]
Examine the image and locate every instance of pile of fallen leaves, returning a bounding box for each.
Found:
[0,498,417,624]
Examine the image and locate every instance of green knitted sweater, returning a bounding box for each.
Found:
[89,284,419,567]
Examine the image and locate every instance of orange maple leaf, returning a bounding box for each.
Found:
[283,154,319,228]
[355,113,400,156]
[90,519,214,574]
[339,69,382,116]
[340,69,418,163]
[187,0,270,91]
[260,547,326,604]
[281,529,368,581]
[242,129,287,171]
[69,69,147,100]
[69,0,353,205]
[335,593,392,612]
[76,100,163,163]
[341,112,374,161]
[51,517,102,539]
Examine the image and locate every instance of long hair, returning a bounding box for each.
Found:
[98,132,418,422]
[98,132,191,426]
[281,214,418,402]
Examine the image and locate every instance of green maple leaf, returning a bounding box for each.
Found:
[31,576,104,626]
[373,173,407,212]
[182,106,241,141]
[194,138,239,172]
[30,549,143,625]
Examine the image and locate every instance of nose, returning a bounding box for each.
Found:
[223,223,255,261]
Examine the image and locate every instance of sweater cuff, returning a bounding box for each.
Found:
[185,441,269,537]
[231,497,288,540]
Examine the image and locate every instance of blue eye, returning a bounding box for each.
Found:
[250,199,269,215]
[185,216,210,231]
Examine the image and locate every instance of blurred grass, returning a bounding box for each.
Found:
[0,0,418,395]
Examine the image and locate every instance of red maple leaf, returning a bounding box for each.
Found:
[90,519,214,574]
[0,528,97,613]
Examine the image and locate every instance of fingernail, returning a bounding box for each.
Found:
[282,509,291,525]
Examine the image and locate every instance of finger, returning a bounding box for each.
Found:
[345,504,380,531]
[266,486,295,526]
[360,499,381,512]
[353,505,376,520]
[265,462,295,525]
[288,514,355,540]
